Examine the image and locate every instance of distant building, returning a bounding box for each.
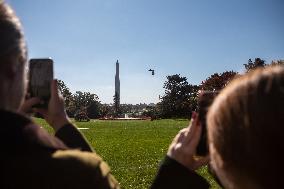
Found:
[148,103,155,107]
[114,60,120,113]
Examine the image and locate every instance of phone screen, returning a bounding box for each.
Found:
[29,58,54,107]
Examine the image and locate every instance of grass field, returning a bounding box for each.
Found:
[34,118,221,189]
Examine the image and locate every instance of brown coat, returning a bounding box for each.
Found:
[0,110,119,189]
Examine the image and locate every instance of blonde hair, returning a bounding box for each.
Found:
[207,66,284,188]
[0,2,27,110]
[0,2,26,65]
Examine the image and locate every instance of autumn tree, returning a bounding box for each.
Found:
[200,71,238,91]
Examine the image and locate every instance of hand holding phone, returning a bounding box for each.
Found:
[196,91,219,156]
[18,97,41,114]
[35,80,70,131]
[167,113,209,170]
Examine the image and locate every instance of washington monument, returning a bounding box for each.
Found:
[114,60,120,113]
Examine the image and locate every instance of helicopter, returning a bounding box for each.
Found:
[148,69,155,75]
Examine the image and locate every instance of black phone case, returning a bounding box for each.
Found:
[28,58,54,108]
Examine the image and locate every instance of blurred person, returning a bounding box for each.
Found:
[0,2,119,188]
[152,66,284,189]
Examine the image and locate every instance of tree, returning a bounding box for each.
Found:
[100,104,113,117]
[244,58,266,72]
[87,101,101,119]
[57,80,75,117]
[120,104,134,114]
[57,80,72,104]
[73,91,100,118]
[142,105,161,120]
[270,60,284,67]
[55,80,102,118]
[159,74,199,118]
[74,109,90,122]
[113,92,120,117]
[73,91,98,108]
[200,71,238,91]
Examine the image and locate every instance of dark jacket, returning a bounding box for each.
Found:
[151,156,210,189]
[0,110,119,189]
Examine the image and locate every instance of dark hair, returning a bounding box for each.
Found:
[207,66,284,188]
[0,2,26,66]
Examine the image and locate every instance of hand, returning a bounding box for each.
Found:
[35,79,71,131]
[18,96,42,115]
[167,112,209,170]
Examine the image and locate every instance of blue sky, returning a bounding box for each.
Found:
[8,0,284,104]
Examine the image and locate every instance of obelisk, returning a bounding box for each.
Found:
[115,60,120,112]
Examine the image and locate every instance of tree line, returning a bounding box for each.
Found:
[57,81,101,119]
[57,81,151,119]
[58,58,283,120]
[145,58,284,119]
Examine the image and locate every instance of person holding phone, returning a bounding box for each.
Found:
[0,2,119,188]
[151,66,284,188]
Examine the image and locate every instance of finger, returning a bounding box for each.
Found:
[19,97,42,113]
[168,128,188,154]
[25,97,42,107]
[172,128,188,144]
[183,114,199,144]
[34,108,48,117]
[194,155,210,168]
[172,128,186,142]
[188,121,202,151]
[25,92,31,99]
[51,79,59,99]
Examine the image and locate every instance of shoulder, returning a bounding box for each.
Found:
[51,150,120,189]
[52,149,103,169]
[151,156,210,189]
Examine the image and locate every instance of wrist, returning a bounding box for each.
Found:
[52,116,71,132]
[167,152,194,171]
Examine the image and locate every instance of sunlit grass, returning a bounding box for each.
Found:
[34,118,221,189]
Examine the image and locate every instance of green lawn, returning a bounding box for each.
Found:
[34,118,221,189]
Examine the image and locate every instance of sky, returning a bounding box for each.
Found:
[8,0,284,104]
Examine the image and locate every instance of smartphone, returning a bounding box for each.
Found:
[29,58,54,108]
[196,91,219,156]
